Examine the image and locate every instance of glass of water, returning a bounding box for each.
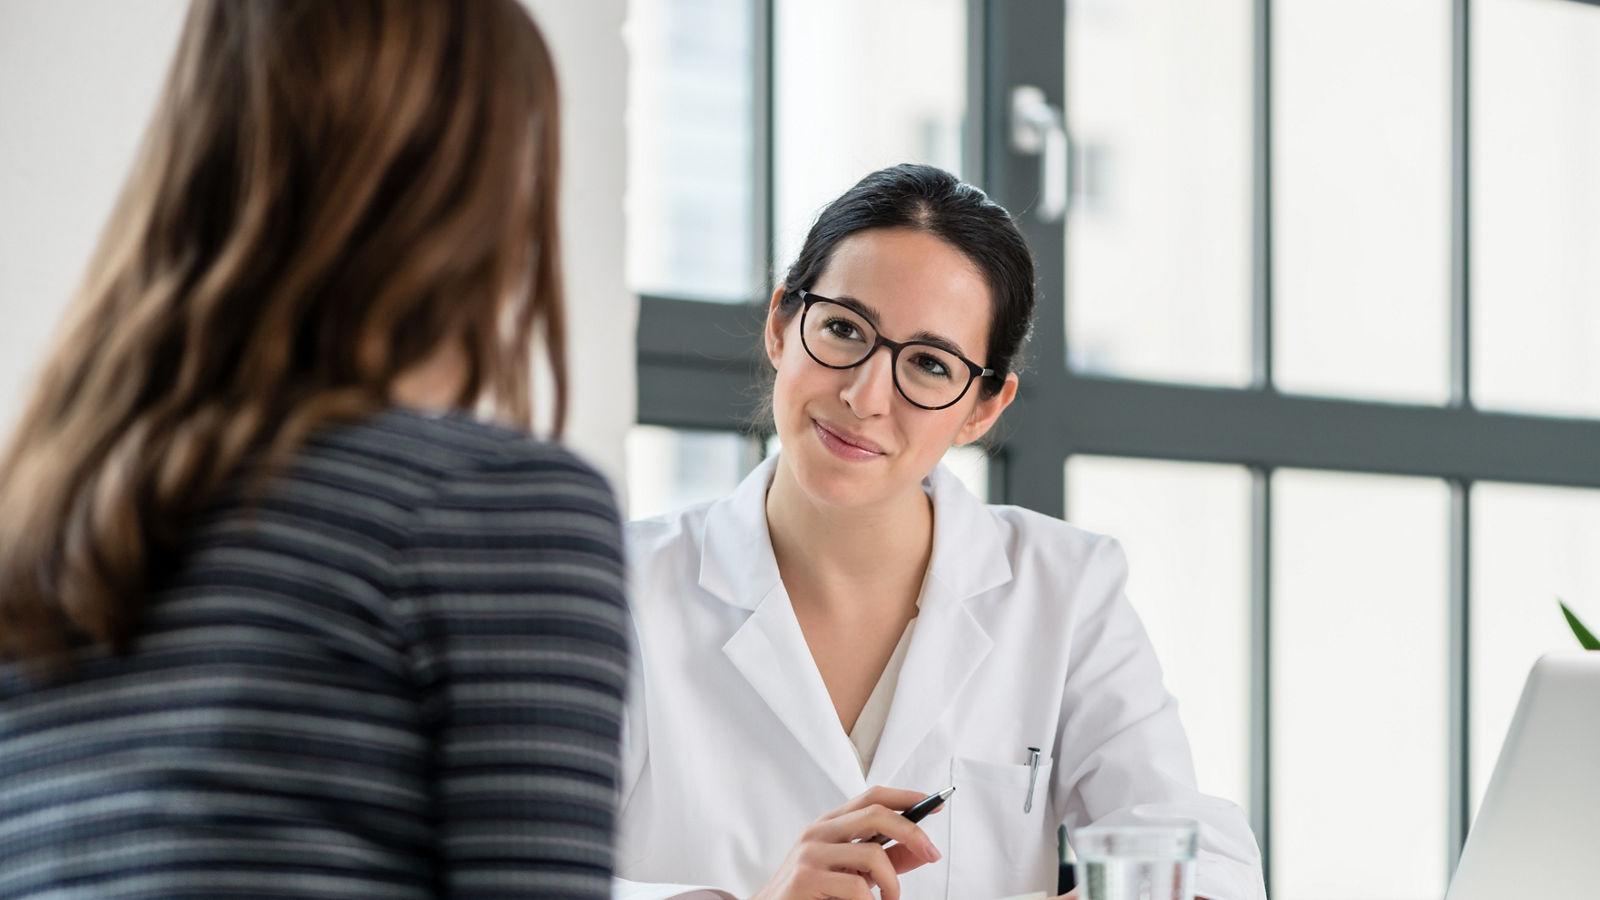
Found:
[1071,823,1198,900]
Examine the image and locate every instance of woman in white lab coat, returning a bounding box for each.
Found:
[616,165,1267,900]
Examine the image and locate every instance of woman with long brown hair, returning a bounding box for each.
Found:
[0,2,626,898]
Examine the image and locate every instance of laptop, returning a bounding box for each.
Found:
[1445,652,1600,900]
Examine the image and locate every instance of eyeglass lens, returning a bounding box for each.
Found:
[801,299,972,408]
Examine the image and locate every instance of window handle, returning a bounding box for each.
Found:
[1009,85,1069,224]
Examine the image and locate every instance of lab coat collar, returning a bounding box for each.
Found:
[698,455,1014,610]
[697,455,784,610]
[707,455,860,795]
[705,455,1014,795]
[921,461,1013,602]
[722,585,870,798]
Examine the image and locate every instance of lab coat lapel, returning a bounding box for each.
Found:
[703,457,869,800]
[722,586,870,799]
[866,464,1012,787]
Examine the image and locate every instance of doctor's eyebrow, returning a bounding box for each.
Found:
[826,294,975,358]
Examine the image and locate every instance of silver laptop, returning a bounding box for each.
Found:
[1446,652,1600,900]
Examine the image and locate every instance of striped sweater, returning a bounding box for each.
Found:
[0,409,629,899]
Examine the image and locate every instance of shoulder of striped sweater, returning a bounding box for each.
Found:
[317,408,611,487]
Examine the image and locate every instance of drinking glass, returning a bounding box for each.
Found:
[1072,823,1197,900]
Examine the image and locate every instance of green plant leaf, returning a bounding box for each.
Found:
[1559,601,1600,651]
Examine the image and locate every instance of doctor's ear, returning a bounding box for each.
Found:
[954,372,1019,446]
[764,285,789,368]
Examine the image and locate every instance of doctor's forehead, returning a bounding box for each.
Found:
[809,228,993,349]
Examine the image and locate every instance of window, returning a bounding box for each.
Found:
[626,0,757,302]
[1272,0,1452,404]
[1066,456,1253,810]
[1270,472,1450,900]
[626,426,760,520]
[1470,0,1600,418]
[772,0,968,271]
[1063,0,1253,387]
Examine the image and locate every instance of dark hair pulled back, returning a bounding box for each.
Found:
[777,164,1035,399]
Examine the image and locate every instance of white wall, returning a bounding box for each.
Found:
[0,0,186,444]
[0,0,635,491]
[525,0,634,489]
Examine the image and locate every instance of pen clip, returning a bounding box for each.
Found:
[1024,746,1040,814]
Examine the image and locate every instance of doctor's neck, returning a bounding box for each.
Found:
[764,458,934,617]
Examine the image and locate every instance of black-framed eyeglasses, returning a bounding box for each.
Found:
[794,289,996,411]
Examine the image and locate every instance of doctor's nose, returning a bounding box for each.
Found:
[839,346,896,417]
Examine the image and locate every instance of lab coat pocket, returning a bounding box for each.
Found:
[947,756,1057,900]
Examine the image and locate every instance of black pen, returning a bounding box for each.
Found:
[867,785,956,845]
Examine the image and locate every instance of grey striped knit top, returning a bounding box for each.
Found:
[0,409,629,899]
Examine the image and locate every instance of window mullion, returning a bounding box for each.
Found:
[1447,0,1474,880]
[1447,480,1473,876]
[1250,465,1274,895]
[753,0,776,296]
[1253,0,1275,392]
[1450,0,1472,409]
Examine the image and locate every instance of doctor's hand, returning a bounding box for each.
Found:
[747,786,943,900]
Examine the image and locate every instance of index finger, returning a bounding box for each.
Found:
[820,785,939,822]
[818,803,940,859]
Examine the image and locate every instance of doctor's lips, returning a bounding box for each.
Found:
[812,419,886,461]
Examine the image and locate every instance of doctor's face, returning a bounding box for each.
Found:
[764,227,1017,513]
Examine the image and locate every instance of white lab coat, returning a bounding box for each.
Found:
[614,456,1267,900]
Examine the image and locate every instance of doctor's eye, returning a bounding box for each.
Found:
[821,317,866,343]
[905,350,955,381]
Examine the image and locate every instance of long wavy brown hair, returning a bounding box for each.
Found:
[0,0,566,667]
